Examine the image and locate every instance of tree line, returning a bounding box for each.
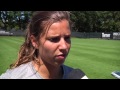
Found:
[0,11,120,32]
[0,11,33,31]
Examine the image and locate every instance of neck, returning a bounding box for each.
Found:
[32,61,63,79]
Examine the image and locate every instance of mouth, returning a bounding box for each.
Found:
[56,54,67,60]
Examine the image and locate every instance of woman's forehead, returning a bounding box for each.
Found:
[46,20,70,35]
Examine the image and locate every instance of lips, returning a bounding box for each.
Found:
[56,54,67,60]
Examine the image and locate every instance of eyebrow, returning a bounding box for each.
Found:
[47,34,71,37]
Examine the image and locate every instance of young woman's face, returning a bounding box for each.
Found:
[39,19,71,67]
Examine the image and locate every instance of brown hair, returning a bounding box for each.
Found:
[10,11,71,68]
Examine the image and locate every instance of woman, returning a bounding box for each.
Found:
[0,11,88,79]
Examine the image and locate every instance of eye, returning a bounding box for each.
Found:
[64,36,71,42]
[48,37,60,43]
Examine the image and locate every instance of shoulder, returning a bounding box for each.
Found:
[67,68,88,79]
[62,65,88,79]
[0,62,32,79]
[62,65,73,73]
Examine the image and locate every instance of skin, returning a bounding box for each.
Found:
[31,19,71,79]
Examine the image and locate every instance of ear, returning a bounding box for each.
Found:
[30,35,38,49]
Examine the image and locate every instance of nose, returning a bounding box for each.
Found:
[59,38,68,50]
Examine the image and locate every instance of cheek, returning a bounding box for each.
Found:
[67,43,71,50]
[39,42,55,56]
[43,46,53,54]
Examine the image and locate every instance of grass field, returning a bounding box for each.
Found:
[0,36,120,79]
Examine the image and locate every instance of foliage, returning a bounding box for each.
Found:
[0,11,120,32]
[70,11,120,32]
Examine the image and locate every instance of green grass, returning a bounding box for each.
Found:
[0,36,120,79]
[0,36,24,74]
[65,38,120,79]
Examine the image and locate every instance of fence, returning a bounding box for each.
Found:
[0,29,25,36]
[71,32,120,40]
[0,30,120,40]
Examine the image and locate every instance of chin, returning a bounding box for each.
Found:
[54,60,65,66]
